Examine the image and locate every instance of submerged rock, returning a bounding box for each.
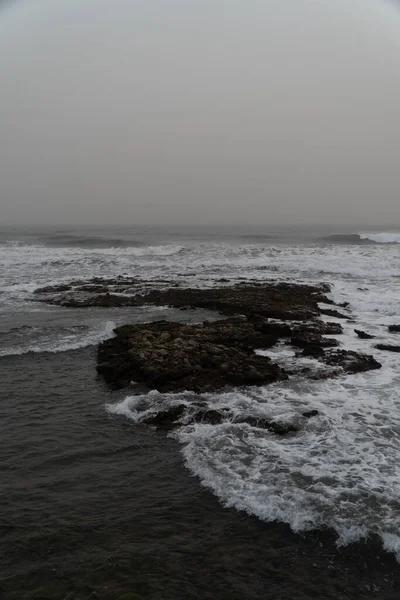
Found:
[142,404,298,434]
[142,405,187,430]
[235,416,298,435]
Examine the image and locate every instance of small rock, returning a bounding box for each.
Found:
[302,344,325,358]
[320,308,350,319]
[143,405,186,430]
[323,350,382,373]
[354,329,375,339]
[192,409,225,425]
[303,410,319,418]
[237,416,298,435]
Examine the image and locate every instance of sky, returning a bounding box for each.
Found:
[0,0,400,226]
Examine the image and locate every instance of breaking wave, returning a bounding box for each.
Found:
[107,362,400,563]
[0,321,115,357]
[359,232,400,244]
[321,232,400,245]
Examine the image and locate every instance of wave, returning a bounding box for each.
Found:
[6,235,145,249]
[45,236,146,249]
[237,234,278,242]
[359,232,400,244]
[320,232,400,245]
[106,364,400,562]
[0,321,115,357]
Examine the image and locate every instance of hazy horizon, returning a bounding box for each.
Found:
[1,0,400,227]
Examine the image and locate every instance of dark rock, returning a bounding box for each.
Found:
[375,344,400,353]
[236,416,298,435]
[302,344,325,358]
[191,409,225,425]
[141,405,298,434]
[323,322,344,335]
[97,318,287,392]
[142,405,186,430]
[320,308,350,320]
[354,329,375,339]
[388,325,400,333]
[291,323,340,349]
[303,410,319,418]
[323,350,382,373]
[33,283,70,295]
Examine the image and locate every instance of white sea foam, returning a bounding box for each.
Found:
[0,320,116,357]
[174,372,400,551]
[107,335,400,559]
[359,232,400,244]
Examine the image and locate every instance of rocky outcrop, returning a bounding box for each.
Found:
[354,329,375,339]
[291,322,342,349]
[388,325,400,333]
[375,344,400,353]
[303,410,319,418]
[322,350,382,373]
[141,404,299,434]
[97,318,287,392]
[34,278,333,320]
[319,308,350,319]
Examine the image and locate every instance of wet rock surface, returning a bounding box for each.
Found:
[97,318,287,392]
[142,404,299,434]
[291,321,342,349]
[354,329,375,339]
[87,279,383,394]
[319,308,351,320]
[375,344,400,353]
[35,276,383,404]
[322,350,382,373]
[388,325,400,333]
[34,277,332,320]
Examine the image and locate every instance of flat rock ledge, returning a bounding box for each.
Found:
[97,317,381,393]
[35,278,339,321]
[33,277,381,393]
[97,318,287,392]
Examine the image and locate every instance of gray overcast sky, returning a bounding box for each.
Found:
[1,0,400,226]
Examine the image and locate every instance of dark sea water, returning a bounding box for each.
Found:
[1,225,400,599]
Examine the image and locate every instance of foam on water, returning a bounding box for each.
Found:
[0,320,116,357]
[359,232,400,244]
[105,268,400,559]
[108,358,400,557]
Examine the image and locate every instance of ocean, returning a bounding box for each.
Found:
[1,224,400,599]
